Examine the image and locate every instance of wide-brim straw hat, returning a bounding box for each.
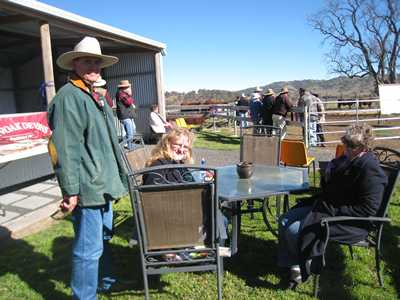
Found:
[254,86,262,92]
[57,36,119,71]
[93,77,106,87]
[280,87,289,94]
[118,80,131,88]
[264,88,274,96]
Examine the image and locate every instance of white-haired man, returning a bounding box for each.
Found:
[48,36,127,299]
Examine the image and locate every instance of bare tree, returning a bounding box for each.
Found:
[309,0,400,94]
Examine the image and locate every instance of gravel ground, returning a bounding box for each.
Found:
[192,147,334,168]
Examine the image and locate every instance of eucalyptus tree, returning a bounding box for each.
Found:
[309,0,399,94]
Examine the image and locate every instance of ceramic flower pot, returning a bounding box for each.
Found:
[236,162,254,179]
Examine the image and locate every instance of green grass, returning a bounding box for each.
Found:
[1,131,399,299]
[1,183,399,299]
[194,128,240,150]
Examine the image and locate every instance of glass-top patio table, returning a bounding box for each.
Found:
[217,164,309,254]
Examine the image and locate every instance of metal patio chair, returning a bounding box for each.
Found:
[373,146,400,168]
[280,139,316,186]
[239,125,287,236]
[127,165,223,299]
[313,164,400,298]
[119,135,149,174]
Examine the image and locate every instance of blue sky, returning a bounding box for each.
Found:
[41,0,329,92]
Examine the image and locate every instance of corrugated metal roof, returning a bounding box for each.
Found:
[1,0,166,52]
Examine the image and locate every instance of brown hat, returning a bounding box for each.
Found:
[264,88,274,96]
[280,87,289,94]
[118,80,131,88]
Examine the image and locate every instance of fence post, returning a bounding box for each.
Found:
[213,106,216,131]
[233,106,238,136]
[355,98,359,124]
[304,107,309,148]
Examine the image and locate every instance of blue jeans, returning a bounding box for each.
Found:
[71,202,114,300]
[277,206,312,267]
[238,112,248,128]
[122,118,136,150]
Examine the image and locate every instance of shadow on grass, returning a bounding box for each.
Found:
[381,224,400,297]
[224,233,282,290]
[112,214,169,296]
[0,225,70,299]
[317,243,354,299]
[222,226,354,299]
[198,131,240,146]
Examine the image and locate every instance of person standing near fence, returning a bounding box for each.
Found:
[93,76,114,108]
[297,88,306,123]
[299,89,318,146]
[249,91,263,125]
[116,79,136,150]
[48,36,128,299]
[261,88,275,126]
[272,87,293,130]
[311,93,326,146]
[236,93,249,127]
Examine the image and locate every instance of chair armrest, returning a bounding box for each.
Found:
[321,216,391,226]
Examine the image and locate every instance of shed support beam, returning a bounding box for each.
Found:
[154,52,166,118]
[39,22,56,104]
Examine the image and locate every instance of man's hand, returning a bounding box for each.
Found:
[60,195,79,213]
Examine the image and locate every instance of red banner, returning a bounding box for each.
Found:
[0,112,51,145]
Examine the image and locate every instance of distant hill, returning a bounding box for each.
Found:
[165,76,377,104]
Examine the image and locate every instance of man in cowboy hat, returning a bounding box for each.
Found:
[261,88,275,126]
[272,87,293,133]
[249,89,263,125]
[116,79,136,150]
[48,36,128,299]
[236,93,249,127]
[93,76,114,108]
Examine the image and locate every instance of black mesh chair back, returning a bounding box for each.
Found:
[128,165,223,300]
[138,184,212,250]
[377,164,400,218]
[373,146,400,168]
[240,125,282,165]
[119,135,149,174]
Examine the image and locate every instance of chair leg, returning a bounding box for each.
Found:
[313,274,320,298]
[217,255,223,300]
[283,194,289,213]
[247,199,254,219]
[313,160,316,187]
[348,245,354,260]
[375,244,384,287]
[143,274,150,300]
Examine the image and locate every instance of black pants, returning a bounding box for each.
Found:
[316,123,325,143]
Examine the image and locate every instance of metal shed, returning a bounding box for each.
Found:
[0,0,166,190]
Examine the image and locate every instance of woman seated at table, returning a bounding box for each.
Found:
[143,127,194,185]
[277,123,387,288]
[143,128,229,256]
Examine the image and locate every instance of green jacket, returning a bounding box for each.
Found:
[48,81,128,207]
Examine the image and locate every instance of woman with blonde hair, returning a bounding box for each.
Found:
[143,127,194,185]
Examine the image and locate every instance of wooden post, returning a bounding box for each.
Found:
[154,52,166,118]
[304,107,309,148]
[40,22,56,104]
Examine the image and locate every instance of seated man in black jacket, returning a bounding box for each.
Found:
[277,123,387,288]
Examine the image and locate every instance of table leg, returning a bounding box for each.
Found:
[230,201,240,255]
